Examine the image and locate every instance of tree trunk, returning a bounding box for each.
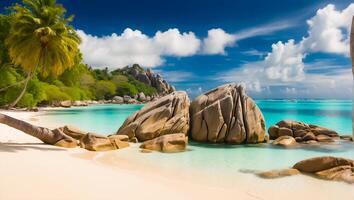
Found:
[8,73,31,108]
[0,113,77,147]
[0,79,27,92]
[351,16,354,141]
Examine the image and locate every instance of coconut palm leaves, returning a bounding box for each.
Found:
[5,0,81,106]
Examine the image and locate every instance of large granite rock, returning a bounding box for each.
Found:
[293,156,354,184]
[140,133,187,152]
[189,83,266,144]
[116,91,190,141]
[268,120,339,143]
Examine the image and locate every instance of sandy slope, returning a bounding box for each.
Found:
[0,111,254,200]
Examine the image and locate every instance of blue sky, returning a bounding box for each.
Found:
[1,0,354,99]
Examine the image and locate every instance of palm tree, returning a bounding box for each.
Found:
[351,16,354,141]
[5,0,81,107]
[0,0,80,147]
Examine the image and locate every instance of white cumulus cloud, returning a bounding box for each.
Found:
[301,4,354,55]
[78,20,291,68]
[264,39,305,82]
[154,29,201,56]
[201,28,236,55]
[78,28,201,69]
[215,3,354,98]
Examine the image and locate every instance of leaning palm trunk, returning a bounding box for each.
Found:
[351,16,354,141]
[0,113,77,147]
[8,73,31,108]
[0,79,26,92]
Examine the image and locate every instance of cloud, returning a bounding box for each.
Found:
[201,21,294,55]
[234,21,294,41]
[78,28,201,69]
[78,29,162,68]
[78,19,292,68]
[215,3,354,98]
[201,28,236,55]
[242,49,267,57]
[301,4,354,55]
[264,39,305,82]
[154,29,201,56]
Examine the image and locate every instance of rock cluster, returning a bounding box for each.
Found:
[189,83,266,144]
[56,125,129,151]
[268,120,338,144]
[140,133,187,152]
[293,156,354,184]
[116,91,190,142]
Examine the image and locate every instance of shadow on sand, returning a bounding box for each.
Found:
[0,142,67,153]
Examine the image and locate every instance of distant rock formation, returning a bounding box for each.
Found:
[268,120,339,144]
[125,64,175,95]
[189,83,266,144]
[116,91,190,142]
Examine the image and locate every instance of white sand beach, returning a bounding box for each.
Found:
[0,110,353,200]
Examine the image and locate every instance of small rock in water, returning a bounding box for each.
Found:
[272,136,297,147]
[316,134,335,142]
[340,135,353,141]
[140,133,187,153]
[257,168,300,179]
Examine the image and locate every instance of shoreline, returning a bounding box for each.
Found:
[0,110,254,200]
[1,109,354,200]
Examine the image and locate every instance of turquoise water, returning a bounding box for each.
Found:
[258,100,352,134]
[42,100,352,134]
[41,100,354,172]
[42,104,144,134]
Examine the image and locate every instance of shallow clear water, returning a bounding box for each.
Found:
[258,100,352,134]
[42,100,352,134]
[42,104,144,134]
[41,100,354,171]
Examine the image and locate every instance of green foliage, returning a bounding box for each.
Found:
[0,14,10,65]
[128,78,156,96]
[93,67,110,80]
[115,82,138,97]
[42,84,71,102]
[111,75,128,85]
[6,0,81,77]
[17,93,36,108]
[94,80,116,100]
[0,67,21,88]
[0,0,165,108]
